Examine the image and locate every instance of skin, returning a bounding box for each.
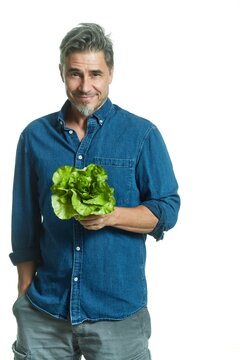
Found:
[59,51,114,140]
[17,50,158,296]
[17,261,37,296]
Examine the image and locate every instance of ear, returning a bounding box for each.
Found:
[59,64,64,82]
[109,66,114,84]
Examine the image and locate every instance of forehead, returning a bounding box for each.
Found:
[64,51,108,69]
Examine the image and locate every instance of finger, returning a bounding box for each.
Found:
[81,216,105,224]
[84,223,103,231]
[84,215,103,221]
[80,219,99,226]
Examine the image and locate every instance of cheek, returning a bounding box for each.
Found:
[99,82,110,95]
[65,78,80,90]
[66,84,78,95]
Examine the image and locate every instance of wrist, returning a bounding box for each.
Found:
[111,207,121,227]
[18,281,31,296]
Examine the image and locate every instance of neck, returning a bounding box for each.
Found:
[67,105,88,125]
[65,106,88,141]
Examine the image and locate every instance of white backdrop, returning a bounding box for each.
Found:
[0,0,240,359]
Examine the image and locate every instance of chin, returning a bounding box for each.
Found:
[75,104,95,117]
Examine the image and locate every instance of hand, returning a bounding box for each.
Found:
[78,205,158,234]
[18,290,27,298]
[78,209,119,231]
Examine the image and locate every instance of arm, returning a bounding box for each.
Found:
[9,133,42,266]
[80,126,180,238]
[135,126,180,240]
[79,205,158,232]
[17,261,37,296]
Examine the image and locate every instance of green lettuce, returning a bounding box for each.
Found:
[50,164,116,220]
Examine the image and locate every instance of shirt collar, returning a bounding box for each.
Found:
[56,98,113,129]
[92,98,113,125]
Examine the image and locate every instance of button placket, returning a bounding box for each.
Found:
[74,117,99,169]
[70,222,83,323]
[70,118,100,323]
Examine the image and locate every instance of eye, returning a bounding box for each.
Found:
[71,72,80,78]
[67,69,81,78]
[91,71,102,77]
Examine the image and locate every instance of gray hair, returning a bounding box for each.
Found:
[59,23,114,70]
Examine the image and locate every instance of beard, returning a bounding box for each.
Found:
[72,103,96,117]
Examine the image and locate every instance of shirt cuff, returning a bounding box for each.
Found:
[141,200,166,241]
[9,248,40,266]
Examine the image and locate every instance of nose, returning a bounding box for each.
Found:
[79,75,92,93]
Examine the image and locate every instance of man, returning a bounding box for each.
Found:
[10,23,180,359]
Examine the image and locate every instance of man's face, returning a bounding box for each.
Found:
[60,51,113,117]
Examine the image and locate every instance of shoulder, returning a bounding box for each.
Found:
[112,104,155,129]
[112,104,159,142]
[21,111,59,136]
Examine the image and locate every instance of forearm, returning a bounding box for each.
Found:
[111,206,158,233]
[79,205,158,233]
[17,260,37,296]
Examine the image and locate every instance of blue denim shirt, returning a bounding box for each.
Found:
[10,99,180,325]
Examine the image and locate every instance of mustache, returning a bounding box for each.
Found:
[74,91,96,97]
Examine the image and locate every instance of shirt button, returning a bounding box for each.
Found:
[69,130,73,135]
[74,277,79,282]
[76,246,81,251]
[78,155,83,160]
[99,119,103,125]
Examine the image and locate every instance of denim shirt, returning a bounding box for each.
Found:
[10,99,180,325]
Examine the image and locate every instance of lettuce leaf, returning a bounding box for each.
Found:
[50,164,116,220]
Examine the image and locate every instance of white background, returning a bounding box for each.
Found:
[0,0,240,359]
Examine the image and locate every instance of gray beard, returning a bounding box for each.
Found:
[73,104,95,117]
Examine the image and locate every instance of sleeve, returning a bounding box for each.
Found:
[9,133,42,265]
[136,125,180,241]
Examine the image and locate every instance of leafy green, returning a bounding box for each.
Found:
[50,164,116,220]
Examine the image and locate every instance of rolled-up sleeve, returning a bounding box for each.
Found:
[136,125,180,240]
[9,133,41,265]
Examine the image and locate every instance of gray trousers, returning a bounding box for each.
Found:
[12,295,152,359]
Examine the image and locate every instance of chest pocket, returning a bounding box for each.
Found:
[94,157,135,207]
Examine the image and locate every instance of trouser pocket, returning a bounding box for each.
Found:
[12,341,31,359]
[12,294,27,315]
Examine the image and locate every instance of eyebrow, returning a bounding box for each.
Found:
[68,68,104,75]
[67,68,82,74]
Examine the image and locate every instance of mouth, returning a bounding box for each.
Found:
[75,93,96,102]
